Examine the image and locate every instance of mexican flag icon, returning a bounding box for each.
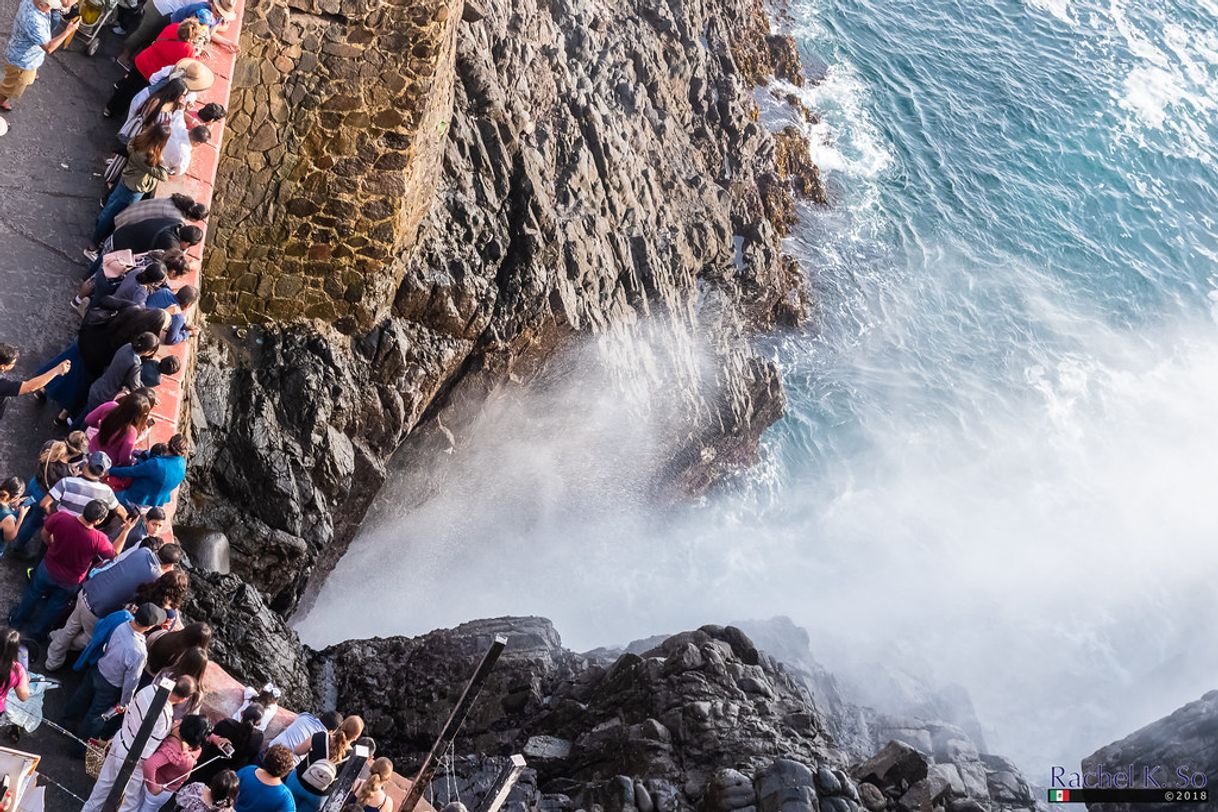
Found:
[1049,789,1071,803]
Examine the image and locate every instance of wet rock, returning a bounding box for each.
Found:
[754,760,818,812]
[191,0,817,609]
[852,742,929,793]
[857,783,885,812]
[704,768,757,812]
[181,569,313,706]
[1082,689,1218,812]
[814,767,841,796]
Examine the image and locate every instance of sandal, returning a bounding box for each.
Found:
[0,102,12,112]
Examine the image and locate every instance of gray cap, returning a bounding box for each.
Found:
[85,451,112,475]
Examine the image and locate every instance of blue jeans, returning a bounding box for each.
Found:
[6,502,45,560]
[8,561,78,641]
[92,183,144,246]
[65,665,123,742]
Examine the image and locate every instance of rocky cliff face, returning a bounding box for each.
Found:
[304,616,1043,812]
[185,0,823,609]
[1081,690,1217,812]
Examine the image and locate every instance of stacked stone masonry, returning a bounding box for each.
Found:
[202,0,459,330]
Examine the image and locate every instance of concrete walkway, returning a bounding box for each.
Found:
[0,1,125,806]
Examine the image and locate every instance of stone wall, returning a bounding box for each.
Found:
[202,0,458,330]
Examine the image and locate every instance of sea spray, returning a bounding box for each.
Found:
[300,0,1218,784]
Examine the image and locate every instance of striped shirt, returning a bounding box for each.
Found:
[114,683,174,760]
[48,476,120,517]
[114,197,183,232]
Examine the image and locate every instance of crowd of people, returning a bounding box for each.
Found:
[0,0,405,810]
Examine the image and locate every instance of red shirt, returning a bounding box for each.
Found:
[43,511,116,587]
[134,24,196,79]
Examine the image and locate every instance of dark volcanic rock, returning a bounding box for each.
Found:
[182,569,313,706]
[310,617,833,807]
[307,617,1042,812]
[187,0,817,609]
[1081,689,1218,812]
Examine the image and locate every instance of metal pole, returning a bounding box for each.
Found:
[102,677,175,812]
[400,635,508,812]
[317,744,371,812]
[473,754,527,812]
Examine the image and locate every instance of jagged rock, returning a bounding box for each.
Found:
[181,569,313,706]
[945,801,984,812]
[525,736,574,762]
[191,0,815,609]
[753,760,818,812]
[310,620,830,810]
[851,742,929,793]
[896,774,949,812]
[857,783,885,812]
[1081,689,1218,812]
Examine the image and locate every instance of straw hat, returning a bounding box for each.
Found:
[173,58,215,92]
[211,0,236,20]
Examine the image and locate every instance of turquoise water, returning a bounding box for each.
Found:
[301,0,1218,778]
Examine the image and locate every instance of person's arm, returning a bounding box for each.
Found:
[142,745,168,793]
[0,516,17,544]
[17,360,72,395]
[13,664,30,702]
[123,359,143,393]
[109,457,154,479]
[120,649,143,707]
[293,736,313,757]
[83,402,109,429]
[41,18,81,54]
[110,513,139,557]
[163,314,188,345]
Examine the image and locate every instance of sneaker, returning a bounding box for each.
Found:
[111,24,127,35]
[82,247,98,262]
[73,297,90,317]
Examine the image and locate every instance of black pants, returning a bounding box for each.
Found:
[105,70,148,118]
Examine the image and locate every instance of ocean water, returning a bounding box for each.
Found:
[299,0,1218,778]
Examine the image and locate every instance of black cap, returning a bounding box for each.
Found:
[134,602,167,628]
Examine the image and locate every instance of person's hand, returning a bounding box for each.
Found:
[149,783,163,795]
[56,359,71,376]
[67,17,80,29]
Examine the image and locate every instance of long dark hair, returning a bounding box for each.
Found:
[0,628,21,690]
[149,622,212,673]
[211,770,240,809]
[97,393,151,446]
[130,123,171,168]
[108,307,170,351]
[133,78,188,133]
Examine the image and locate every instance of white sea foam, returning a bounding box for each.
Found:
[1027,0,1075,26]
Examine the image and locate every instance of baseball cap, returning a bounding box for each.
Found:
[134,602,167,628]
[85,451,112,475]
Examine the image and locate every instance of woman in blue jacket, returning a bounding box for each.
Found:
[109,433,187,508]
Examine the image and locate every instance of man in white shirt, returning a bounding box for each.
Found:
[81,676,196,812]
[162,120,210,176]
[266,709,342,764]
